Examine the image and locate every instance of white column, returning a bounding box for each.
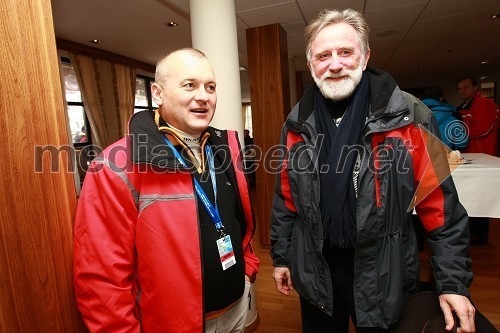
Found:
[189,0,244,138]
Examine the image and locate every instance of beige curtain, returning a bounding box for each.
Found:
[69,53,136,149]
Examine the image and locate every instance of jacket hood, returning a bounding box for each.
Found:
[422,98,456,113]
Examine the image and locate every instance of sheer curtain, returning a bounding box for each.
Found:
[69,53,136,149]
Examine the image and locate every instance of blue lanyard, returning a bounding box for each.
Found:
[162,136,224,233]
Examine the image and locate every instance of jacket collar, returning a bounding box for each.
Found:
[129,110,227,169]
[459,91,482,110]
[128,110,174,168]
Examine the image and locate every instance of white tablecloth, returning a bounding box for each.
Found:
[451,153,500,218]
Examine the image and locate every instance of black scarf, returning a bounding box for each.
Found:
[314,73,369,248]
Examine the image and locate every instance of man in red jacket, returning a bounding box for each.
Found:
[456,76,498,156]
[74,48,259,332]
[456,76,498,245]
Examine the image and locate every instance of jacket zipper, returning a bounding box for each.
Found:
[372,140,383,208]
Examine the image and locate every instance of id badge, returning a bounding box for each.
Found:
[216,235,236,270]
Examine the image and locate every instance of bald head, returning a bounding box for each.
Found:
[155,48,208,87]
[151,48,217,136]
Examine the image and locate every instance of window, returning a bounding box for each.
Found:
[60,58,91,147]
[480,81,496,99]
[60,57,95,190]
[135,75,158,112]
[244,103,253,134]
[60,61,158,189]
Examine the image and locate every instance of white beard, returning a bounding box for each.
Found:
[313,64,364,101]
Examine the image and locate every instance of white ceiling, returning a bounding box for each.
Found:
[51,0,500,102]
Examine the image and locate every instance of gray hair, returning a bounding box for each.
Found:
[305,8,370,62]
[155,48,207,86]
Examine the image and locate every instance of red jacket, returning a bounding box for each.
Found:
[74,112,259,332]
[458,92,498,155]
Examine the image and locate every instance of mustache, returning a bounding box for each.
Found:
[321,72,352,80]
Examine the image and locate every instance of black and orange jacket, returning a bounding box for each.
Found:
[270,68,472,329]
[74,110,259,332]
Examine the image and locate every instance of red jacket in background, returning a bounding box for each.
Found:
[457,91,498,156]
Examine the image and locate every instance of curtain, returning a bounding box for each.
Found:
[242,104,247,127]
[69,53,136,149]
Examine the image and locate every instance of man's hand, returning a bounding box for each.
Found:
[438,294,476,332]
[272,267,294,295]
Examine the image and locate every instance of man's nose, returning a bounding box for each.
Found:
[328,55,343,72]
[195,87,209,101]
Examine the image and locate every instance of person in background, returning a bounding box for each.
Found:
[456,76,498,245]
[456,76,498,156]
[421,86,468,150]
[244,129,253,147]
[270,8,475,333]
[74,48,259,333]
[73,125,87,143]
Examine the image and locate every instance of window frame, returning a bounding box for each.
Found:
[135,74,156,112]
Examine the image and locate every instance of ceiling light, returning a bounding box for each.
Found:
[481,61,488,65]
[376,30,394,37]
[89,39,103,44]
[490,14,499,19]
[166,21,178,27]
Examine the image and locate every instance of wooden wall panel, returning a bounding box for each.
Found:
[246,24,290,245]
[0,0,85,331]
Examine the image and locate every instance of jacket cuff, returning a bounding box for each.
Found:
[436,283,470,298]
[273,258,288,267]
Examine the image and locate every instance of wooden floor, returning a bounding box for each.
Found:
[251,218,500,332]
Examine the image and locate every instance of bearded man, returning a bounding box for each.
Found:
[270,8,475,333]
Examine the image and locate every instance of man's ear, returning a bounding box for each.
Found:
[151,83,163,106]
[307,61,314,77]
[362,49,371,70]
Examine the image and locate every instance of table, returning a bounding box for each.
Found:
[451,153,500,218]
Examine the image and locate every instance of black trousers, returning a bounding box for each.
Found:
[299,247,388,333]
